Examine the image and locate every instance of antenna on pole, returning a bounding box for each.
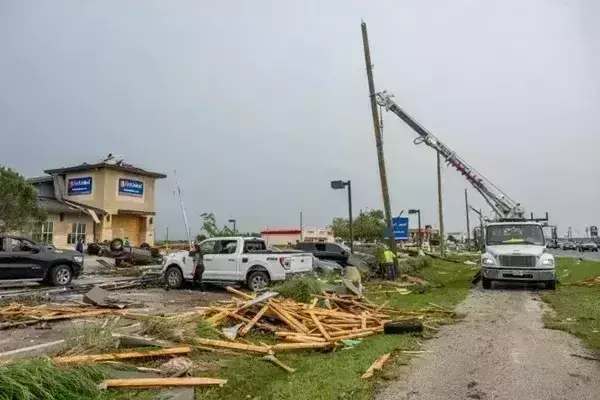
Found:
[174,169,192,249]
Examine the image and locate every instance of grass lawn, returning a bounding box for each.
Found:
[195,258,476,400]
[541,257,600,350]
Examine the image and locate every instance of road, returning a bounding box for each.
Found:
[377,285,600,400]
[550,249,600,262]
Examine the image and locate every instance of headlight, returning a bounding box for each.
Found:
[73,256,83,263]
[482,257,495,265]
[541,259,554,266]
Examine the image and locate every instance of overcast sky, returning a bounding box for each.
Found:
[1,0,599,239]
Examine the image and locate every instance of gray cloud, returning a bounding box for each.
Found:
[1,0,598,239]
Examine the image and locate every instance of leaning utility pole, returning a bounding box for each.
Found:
[436,151,445,256]
[464,189,471,250]
[361,21,398,268]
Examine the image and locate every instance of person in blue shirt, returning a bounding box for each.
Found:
[124,238,130,247]
[75,238,84,254]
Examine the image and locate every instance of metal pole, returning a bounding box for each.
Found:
[361,21,397,268]
[437,151,445,256]
[417,210,422,249]
[347,181,354,253]
[300,211,303,241]
[479,209,484,248]
[465,189,471,250]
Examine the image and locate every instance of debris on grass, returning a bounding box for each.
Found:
[57,318,121,356]
[53,346,192,364]
[361,353,391,379]
[100,376,227,389]
[565,276,600,286]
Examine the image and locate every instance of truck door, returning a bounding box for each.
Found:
[210,239,239,281]
[6,238,45,279]
[199,240,218,280]
[0,237,14,279]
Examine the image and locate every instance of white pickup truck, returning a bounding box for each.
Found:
[161,237,313,291]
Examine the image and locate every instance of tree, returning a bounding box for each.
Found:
[199,213,239,238]
[331,208,386,243]
[0,167,46,235]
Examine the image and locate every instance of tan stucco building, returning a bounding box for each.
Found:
[28,159,166,249]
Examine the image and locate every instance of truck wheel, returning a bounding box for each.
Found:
[110,238,124,252]
[546,280,556,290]
[482,278,492,290]
[50,265,73,286]
[247,270,270,291]
[165,266,183,289]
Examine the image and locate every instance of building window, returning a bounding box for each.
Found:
[67,222,86,244]
[33,222,54,244]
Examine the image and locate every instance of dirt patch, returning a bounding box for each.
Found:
[377,283,600,400]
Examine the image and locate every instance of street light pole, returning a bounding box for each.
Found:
[347,180,353,254]
[228,219,236,232]
[408,209,422,249]
[331,180,354,253]
[464,189,471,250]
[436,151,446,256]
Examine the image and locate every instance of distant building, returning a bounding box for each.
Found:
[27,157,166,249]
[261,226,334,246]
[261,229,302,246]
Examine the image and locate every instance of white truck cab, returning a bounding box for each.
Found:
[161,237,313,291]
[481,221,556,290]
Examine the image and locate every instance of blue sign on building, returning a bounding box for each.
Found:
[392,216,409,240]
[118,178,144,197]
[67,177,92,196]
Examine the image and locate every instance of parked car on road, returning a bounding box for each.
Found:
[561,241,578,251]
[161,237,313,291]
[545,240,559,249]
[579,242,599,252]
[0,235,83,285]
[294,242,350,266]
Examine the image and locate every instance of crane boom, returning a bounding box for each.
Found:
[375,91,524,219]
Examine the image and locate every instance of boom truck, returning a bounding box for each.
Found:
[375,91,556,289]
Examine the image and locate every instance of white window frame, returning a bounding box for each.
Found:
[40,221,54,245]
[68,222,86,244]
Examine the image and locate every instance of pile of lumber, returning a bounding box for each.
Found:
[194,287,453,351]
[0,303,114,329]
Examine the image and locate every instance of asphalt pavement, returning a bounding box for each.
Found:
[377,284,600,400]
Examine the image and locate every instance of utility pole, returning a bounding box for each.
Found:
[361,21,398,268]
[437,151,445,256]
[464,189,471,250]
[300,211,303,242]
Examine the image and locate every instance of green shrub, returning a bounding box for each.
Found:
[273,276,324,303]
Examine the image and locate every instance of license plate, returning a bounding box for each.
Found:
[512,271,524,276]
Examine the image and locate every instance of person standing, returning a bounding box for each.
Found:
[75,238,84,254]
[193,243,205,293]
[381,247,397,280]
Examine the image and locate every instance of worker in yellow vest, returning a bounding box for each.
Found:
[380,248,397,280]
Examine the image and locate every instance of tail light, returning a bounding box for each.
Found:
[279,257,291,270]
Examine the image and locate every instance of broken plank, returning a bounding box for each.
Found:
[226,286,254,300]
[263,354,295,373]
[101,377,227,389]
[270,342,332,351]
[361,353,391,379]
[193,338,269,354]
[309,312,331,341]
[53,347,191,364]
[239,304,269,336]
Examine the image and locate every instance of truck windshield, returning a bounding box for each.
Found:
[486,224,545,246]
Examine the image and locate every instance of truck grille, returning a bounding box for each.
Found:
[498,255,537,268]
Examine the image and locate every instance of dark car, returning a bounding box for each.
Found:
[561,241,578,251]
[0,236,84,285]
[294,242,349,266]
[579,242,599,252]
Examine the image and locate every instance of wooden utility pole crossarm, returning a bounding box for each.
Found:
[361,20,398,268]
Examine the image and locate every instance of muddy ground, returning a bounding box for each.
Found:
[0,257,230,354]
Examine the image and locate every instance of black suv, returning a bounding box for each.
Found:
[294,242,349,266]
[0,236,84,286]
